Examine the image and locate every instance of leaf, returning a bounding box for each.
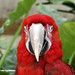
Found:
[69,51,75,70]
[48,0,75,4]
[63,58,69,64]
[2,48,17,70]
[2,48,17,75]
[37,4,67,28]
[71,54,75,70]
[0,0,36,34]
[0,71,9,75]
[59,22,75,62]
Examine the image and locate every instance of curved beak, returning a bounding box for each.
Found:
[29,23,45,62]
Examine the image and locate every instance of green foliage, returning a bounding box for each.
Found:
[71,52,75,70]
[2,48,17,75]
[59,22,75,69]
[0,38,17,75]
[0,0,36,35]
[38,4,67,28]
[48,0,75,4]
[48,0,75,14]
[0,71,9,75]
[59,22,75,60]
[2,48,17,70]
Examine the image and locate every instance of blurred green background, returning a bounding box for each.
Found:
[0,0,75,75]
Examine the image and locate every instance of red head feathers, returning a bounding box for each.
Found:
[17,14,63,66]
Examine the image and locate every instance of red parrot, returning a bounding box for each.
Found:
[15,14,75,75]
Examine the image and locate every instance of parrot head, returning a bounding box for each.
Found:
[21,14,62,62]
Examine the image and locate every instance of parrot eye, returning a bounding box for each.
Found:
[50,26,53,32]
[24,26,26,31]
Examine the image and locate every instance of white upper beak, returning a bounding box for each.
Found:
[29,23,45,62]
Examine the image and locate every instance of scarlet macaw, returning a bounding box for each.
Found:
[15,14,75,75]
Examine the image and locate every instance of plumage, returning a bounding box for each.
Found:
[15,14,75,75]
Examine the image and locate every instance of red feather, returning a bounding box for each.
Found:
[45,60,75,75]
[15,14,75,75]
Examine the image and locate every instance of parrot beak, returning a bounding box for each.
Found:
[29,23,45,62]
